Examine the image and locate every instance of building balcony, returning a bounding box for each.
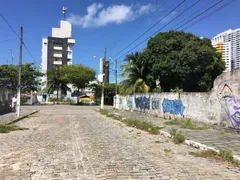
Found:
[53,53,62,58]
[68,39,75,44]
[53,46,63,50]
[53,61,62,65]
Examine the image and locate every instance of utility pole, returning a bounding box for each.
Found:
[16,27,23,117]
[100,48,106,109]
[115,59,117,96]
[10,49,13,64]
[113,59,118,109]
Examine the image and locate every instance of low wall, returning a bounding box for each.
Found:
[114,69,240,129]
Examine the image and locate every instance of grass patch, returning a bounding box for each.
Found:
[123,118,162,134]
[170,128,186,144]
[0,124,29,133]
[164,118,207,130]
[189,149,239,166]
[98,109,162,135]
[219,128,233,134]
[99,109,110,115]
[164,148,172,153]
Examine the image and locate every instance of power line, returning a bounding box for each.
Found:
[0,12,38,65]
[175,0,224,30]
[183,0,237,31]
[0,37,17,43]
[177,0,217,26]
[116,0,203,62]
[23,44,37,64]
[112,0,187,59]
[0,12,20,39]
[116,0,226,64]
[138,0,158,23]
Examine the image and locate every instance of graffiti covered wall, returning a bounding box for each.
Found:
[162,99,184,116]
[152,98,160,110]
[114,69,240,128]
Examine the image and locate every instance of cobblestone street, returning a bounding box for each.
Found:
[0,105,240,180]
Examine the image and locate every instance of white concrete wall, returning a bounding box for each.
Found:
[114,69,240,128]
[52,21,72,38]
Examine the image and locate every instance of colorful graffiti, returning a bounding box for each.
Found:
[152,98,160,110]
[162,99,184,115]
[127,98,133,108]
[217,81,240,129]
[119,98,122,105]
[135,96,150,111]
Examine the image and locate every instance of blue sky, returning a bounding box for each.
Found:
[0,0,239,83]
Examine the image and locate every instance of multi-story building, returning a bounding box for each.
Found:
[212,29,240,72]
[41,20,75,92]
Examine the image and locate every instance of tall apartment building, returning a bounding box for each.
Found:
[212,29,240,72]
[41,20,75,91]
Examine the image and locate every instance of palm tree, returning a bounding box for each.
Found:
[43,67,70,99]
[120,52,154,94]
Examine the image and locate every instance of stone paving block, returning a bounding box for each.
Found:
[0,106,240,179]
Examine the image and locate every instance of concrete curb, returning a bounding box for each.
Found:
[100,110,240,162]
[160,130,240,162]
[7,110,39,124]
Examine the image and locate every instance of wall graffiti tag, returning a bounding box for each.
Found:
[162,99,184,115]
[152,98,160,110]
[217,81,240,129]
[119,98,122,105]
[135,96,150,111]
[126,98,133,108]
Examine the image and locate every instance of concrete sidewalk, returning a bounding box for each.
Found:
[0,106,39,123]
[108,109,240,156]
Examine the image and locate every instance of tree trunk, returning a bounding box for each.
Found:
[57,86,59,100]
[77,88,80,104]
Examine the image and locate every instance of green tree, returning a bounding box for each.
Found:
[0,63,43,94]
[62,64,96,94]
[90,83,115,105]
[147,31,225,92]
[44,67,70,99]
[120,52,155,94]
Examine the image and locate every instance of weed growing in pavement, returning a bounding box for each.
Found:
[219,128,234,134]
[164,117,207,130]
[164,148,172,153]
[123,118,162,135]
[219,149,234,162]
[98,109,162,135]
[169,128,186,144]
[189,150,218,159]
[99,109,110,115]
[0,124,29,133]
[189,149,239,166]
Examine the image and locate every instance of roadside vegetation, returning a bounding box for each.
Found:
[189,149,239,167]
[164,117,208,130]
[169,128,186,144]
[0,123,29,133]
[99,109,162,134]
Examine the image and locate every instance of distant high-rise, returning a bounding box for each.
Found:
[41,15,76,93]
[212,29,240,72]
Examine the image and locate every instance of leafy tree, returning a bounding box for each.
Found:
[120,52,155,94]
[62,64,96,94]
[146,31,225,92]
[0,63,43,94]
[44,67,70,99]
[90,83,115,105]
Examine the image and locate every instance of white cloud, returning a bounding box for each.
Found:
[67,3,154,28]
[162,11,177,23]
